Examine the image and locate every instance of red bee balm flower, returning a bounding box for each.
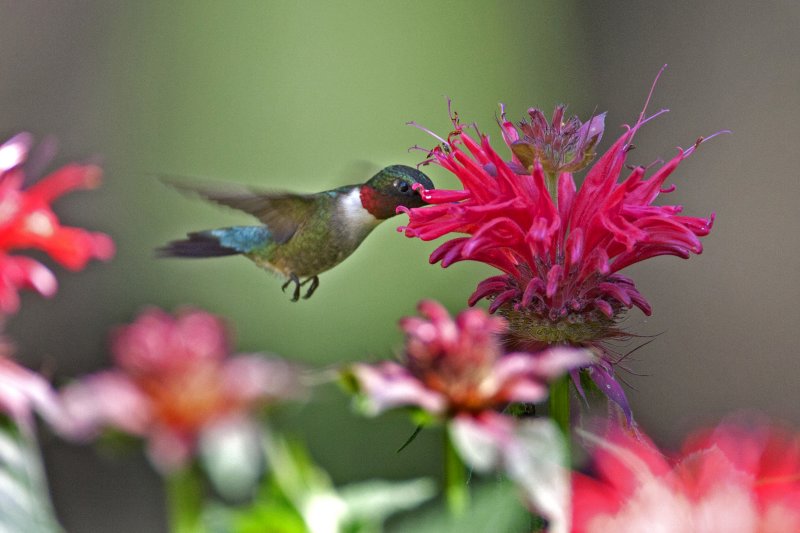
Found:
[571,418,800,532]
[61,307,301,471]
[0,133,114,313]
[400,75,724,420]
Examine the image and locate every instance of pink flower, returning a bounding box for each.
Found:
[505,105,606,176]
[571,418,800,533]
[61,307,301,472]
[350,300,590,418]
[400,72,723,420]
[0,355,67,437]
[349,301,588,533]
[0,133,114,313]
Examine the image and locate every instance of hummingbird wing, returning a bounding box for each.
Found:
[162,176,317,244]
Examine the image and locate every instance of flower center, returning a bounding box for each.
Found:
[138,364,233,434]
[408,351,498,413]
[499,305,619,352]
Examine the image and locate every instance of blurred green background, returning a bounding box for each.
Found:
[2,1,798,532]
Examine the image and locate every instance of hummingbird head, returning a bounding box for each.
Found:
[359,165,434,220]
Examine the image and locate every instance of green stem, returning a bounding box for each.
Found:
[545,172,559,205]
[549,375,571,456]
[443,429,468,516]
[166,466,205,533]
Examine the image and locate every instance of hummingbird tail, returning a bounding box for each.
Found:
[157,231,242,258]
[157,227,272,258]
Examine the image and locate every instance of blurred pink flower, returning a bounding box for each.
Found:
[350,300,590,418]
[400,73,723,420]
[0,133,114,314]
[0,355,66,437]
[571,418,800,533]
[61,307,301,472]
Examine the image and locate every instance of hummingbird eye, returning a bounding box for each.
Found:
[393,179,412,195]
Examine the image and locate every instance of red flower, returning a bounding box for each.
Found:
[61,307,301,471]
[400,73,724,420]
[571,417,800,533]
[0,133,114,314]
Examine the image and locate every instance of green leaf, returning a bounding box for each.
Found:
[0,420,63,533]
[338,368,361,395]
[338,478,436,524]
[203,500,307,533]
[386,480,530,533]
[219,433,436,533]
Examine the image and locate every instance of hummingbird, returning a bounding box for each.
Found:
[158,165,434,301]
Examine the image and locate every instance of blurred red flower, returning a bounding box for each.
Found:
[62,307,301,471]
[571,418,800,532]
[0,133,114,313]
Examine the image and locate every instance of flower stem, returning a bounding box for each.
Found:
[443,429,468,516]
[545,172,559,205]
[549,374,571,455]
[166,466,205,533]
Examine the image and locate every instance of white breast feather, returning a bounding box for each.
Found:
[339,188,380,239]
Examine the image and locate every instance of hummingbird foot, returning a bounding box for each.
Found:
[300,276,320,299]
[282,273,302,302]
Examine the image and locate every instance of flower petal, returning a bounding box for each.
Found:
[350,362,447,416]
[587,364,633,423]
[450,413,570,533]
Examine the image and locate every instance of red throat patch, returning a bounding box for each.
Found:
[359,184,388,219]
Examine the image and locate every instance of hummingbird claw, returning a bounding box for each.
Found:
[283,273,301,302]
[301,276,320,299]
